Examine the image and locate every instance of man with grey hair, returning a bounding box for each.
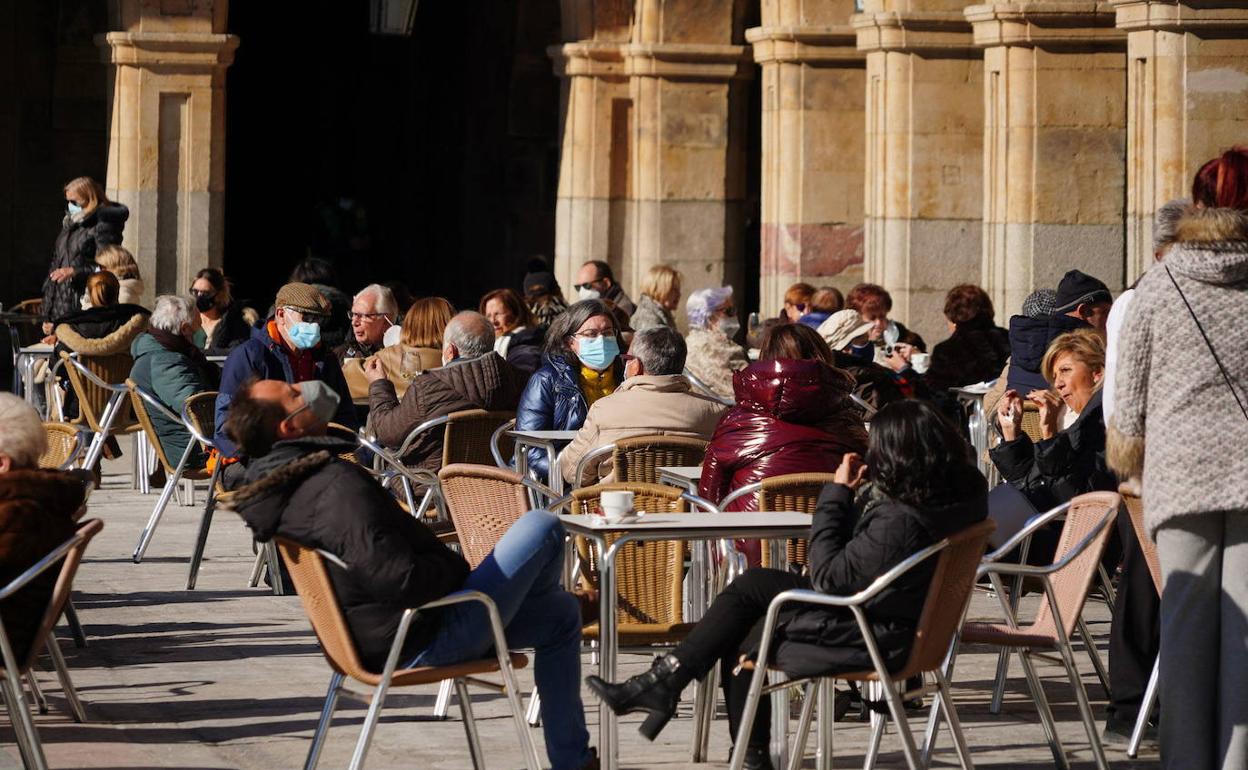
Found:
[365,311,525,470]
[335,283,397,363]
[559,326,727,485]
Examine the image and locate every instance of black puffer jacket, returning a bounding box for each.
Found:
[43,204,129,324]
[228,437,469,672]
[925,318,1011,392]
[201,304,255,356]
[777,467,987,674]
[1004,314,1089,393]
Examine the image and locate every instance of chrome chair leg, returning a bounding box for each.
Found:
[265,541,286,596]
[63,601,87,648]
[0,674,42,770]
[814,679,834,770]
[45,637,86,723]
[25,672,48,715]
[933,669,973,770]
[524,688,541,728]
[186,466,221,590]
[247,547,266,588]
[433,678,454,720]
[1057,636,1109,770]
[1128,657,1159,758]
[132,441,194,563]
[1076,616,1110,696]
[1018,650,1069,770]
[304,672,343,770]
[455,679,486,770]
[989,649,1011,713]
[784,681,817,770]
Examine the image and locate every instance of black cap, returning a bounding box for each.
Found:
[522,271,560,298]
[1053,270,1111,313]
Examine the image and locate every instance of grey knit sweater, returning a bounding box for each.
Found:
[1109,206,1248,537]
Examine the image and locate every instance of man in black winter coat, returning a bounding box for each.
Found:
[222,377,596,770]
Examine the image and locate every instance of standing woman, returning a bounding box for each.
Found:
[515,299,624,481]
[1110,147,1248,770]
[630,265,682,333]
[190,268,253,355]
[42,177,129,331]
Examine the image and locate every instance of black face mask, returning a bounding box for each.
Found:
[194,294,216,313]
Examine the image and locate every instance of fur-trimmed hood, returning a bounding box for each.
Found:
[221,436,357,539]
[1168,205,1248,286]
[55,308,149,355]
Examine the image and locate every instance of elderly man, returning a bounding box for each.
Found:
[215,282,356,462]
[575,260,635,318]
[0,394,85,663]
[336,283,397,363]
[559,326,727,486]
[365,310,525,470]
[223,379,595,770]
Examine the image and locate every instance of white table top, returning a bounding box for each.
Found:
[18,344,53,354]
[953,381,996,396]
[657,465,702,483]
[559,511,811,536]
[508,430,579,442]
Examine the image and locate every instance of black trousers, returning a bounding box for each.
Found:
[673,568,809,748]
[1108,505,1161,719]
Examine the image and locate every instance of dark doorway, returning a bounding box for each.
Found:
[223,1,561,312]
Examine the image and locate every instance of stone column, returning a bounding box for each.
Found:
[748,1,867,317]
[549,41,630,295]
[624,42,751,304]
[97,2,237,305]
[967,2,1126,316]
[854,1,984,342]
[1114,0,1248,280]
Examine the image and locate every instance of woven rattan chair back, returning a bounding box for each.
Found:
[439,463,531,568]
[1028,491,1119,640]
[20,518,103,672]
[571,482,689,627]
[1120,487,1161,595]
[326,422,361,464]
[126,379,178,474]
[892,520,996,679]
[274,537,373,681]
[441,410,515,468]
[38,423,80,470]
[758,473,836,568]
[611,435,708,484]
[59,351,135,431]
[183,392,218,448]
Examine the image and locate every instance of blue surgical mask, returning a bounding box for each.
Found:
[287,320,321,350]
[577,335,619,371]
[66,202,82,217]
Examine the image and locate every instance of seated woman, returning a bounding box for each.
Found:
[516,299,623,481]
[990,329,1116,561]
[843,283,926,365]
[130,295,221,468]
[629,264,682,333]
[190,267,254,355]
[480,287,543,376]
[924,283,1010,392]
[94,245,145,307]
[684,286,748,400]
[589,400,988,769]
[364,296,453,398]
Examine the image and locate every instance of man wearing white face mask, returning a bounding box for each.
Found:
[574,260,636,317]
[214,281,357,462]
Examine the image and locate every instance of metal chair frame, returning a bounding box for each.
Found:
[58,353,147,481]
[683,368,734,406]
[278,542,541,770]
[490,418,516,469]
[923,499,1118,770]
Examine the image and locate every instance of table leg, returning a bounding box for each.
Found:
[546,443,562,495]
[767,539,789,770]
[599,535,620,770]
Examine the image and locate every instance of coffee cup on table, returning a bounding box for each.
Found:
[599,491,635,523]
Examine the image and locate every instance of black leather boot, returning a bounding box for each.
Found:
[586,654,689,740]
[741,745,776,770]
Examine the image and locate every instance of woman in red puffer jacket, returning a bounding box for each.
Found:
[699,324,868,524]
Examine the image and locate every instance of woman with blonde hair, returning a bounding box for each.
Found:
[42,176,129,330]
[366,297,454,397]
[94,245,144,306]
[630,265,682,332]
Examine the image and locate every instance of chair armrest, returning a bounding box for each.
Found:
[981,501,1071,563]
[397,414,452,459]
[718,482,762,511]
[766,538,950,611]
[521,477,561,507]
[0,530,86,601]
[490,418,516,469]
[680,492,720,514]
[978,505,1115,578]
[571,444,616,491]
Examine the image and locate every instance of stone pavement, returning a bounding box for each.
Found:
[12,457,1160,769]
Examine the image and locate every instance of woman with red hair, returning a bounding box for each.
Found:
[843,283,926,367]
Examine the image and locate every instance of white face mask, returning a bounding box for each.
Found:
[577,286,601,301]
[383,324,402,348]
[717,317,741,339]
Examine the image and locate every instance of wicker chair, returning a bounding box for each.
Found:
[1120,485,1161,758]
[718,473,837,572]
[569,434,708,489]
[731,520,996,770]
[58,351,143,471]
[438,464,531,569]
[275,537,540,770]
[127,380,214,564]
[0,519,103,770]
[38,423,82,470]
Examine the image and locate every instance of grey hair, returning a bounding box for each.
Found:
[151,294,198,334]
[629,326,686,376]
[542,298,619,360]
[686,286,734,329]
[0,393,45,468]
[355,283,398,319]
[444,311,495,358]
[1153,198,1191,255]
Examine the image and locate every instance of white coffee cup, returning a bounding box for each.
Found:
[910,352,931,374]
[600,490,635,522]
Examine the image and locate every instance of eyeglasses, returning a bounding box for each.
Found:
[347,311,390,323]
[572,329,614,340]
[283,307,327,325]
[189,289,215,298]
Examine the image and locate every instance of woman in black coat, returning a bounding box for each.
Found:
[42,177,128,330]
[587,400,988,769]
[924,284,1011,392]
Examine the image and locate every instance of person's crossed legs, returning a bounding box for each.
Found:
[409,510,591,770]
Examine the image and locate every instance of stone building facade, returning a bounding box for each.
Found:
[4,0,1247,342]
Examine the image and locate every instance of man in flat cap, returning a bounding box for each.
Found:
[214,282,357,463]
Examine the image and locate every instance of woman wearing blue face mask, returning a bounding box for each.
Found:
[515,299,624,481]
[42,176,129,337]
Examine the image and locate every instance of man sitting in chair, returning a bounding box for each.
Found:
[365,310,525,471]
[558,326,727,487]
[223,379,596,770]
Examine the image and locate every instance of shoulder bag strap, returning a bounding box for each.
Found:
[1164,265,1248,423]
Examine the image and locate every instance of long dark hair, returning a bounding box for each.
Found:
[865,400,974,507]
[542,298,622,364]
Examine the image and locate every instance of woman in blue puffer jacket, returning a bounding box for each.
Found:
[515,299,625,481]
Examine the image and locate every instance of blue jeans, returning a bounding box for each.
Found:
[410,510,590,770]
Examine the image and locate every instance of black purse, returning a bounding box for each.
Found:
[1165,266,1248,423]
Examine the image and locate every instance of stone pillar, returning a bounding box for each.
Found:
[854,1,984,342]
[967,2,1126,317]
[1114,0,1248,281]
[748,1,867,317]
[549,41,630,295]
[624,42,751,305]
[97,1,237,305]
